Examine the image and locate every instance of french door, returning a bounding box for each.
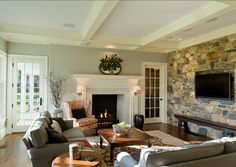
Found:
[142,62,167,123]
[9,55,47,132]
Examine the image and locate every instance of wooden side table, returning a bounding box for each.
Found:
[52,150,100,167]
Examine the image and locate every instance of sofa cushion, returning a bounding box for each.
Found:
[224,141,236,153]
[50,117,67,131]
[203,136,236,154]
[29,118,49,148]
[51,120,62,134]
[168,152,236,167]
[146,143,224,167]
[46,127,68,143]
[40,111,52,125]
[62,127,85,139]
[72,108,87,119]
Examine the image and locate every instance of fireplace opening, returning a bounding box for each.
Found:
[92,94,117,128]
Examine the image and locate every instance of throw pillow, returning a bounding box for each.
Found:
[46,127,68,143]
[71,108,87,119]
[50,118,67,131]
[51,120,62,134]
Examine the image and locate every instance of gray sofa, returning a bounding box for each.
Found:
[115,137,236,167]
[22,111,85,167]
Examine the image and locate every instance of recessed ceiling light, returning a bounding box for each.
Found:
[106,45,115,49]
[206,17,218,23]
[63,23,75,28]
[178,38,182,41]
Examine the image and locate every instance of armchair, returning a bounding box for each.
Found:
[63,100,98,133]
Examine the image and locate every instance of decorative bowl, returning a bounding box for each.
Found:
[112,122,131,136]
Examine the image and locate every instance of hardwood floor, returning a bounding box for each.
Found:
[0,133,31,167]
[0,123,209,167]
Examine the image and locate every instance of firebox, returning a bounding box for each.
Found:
[92,94,117,128]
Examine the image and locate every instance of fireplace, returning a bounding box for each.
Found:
[92,94,118,128]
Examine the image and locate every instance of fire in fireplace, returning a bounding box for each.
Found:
[92,94,117,128]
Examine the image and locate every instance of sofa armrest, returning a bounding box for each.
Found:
[28,142,70,160]
[64,120,74,129]
[116,152,138,167]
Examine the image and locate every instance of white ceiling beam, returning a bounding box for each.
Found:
[80,0,119,46]
[138,1,231,49]
[179,22,236,49]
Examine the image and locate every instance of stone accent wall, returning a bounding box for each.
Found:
[168,34,236,138]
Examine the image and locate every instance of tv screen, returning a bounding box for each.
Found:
[195,72,234,100]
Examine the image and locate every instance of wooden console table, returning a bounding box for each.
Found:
[175,114,236,137]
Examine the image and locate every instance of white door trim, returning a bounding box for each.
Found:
[141,62,167,123]
[0,51,7,139]
[7,54,48,133]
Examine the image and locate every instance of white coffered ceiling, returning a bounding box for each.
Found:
[0,0,236,53]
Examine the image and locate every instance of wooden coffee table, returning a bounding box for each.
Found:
[52,140,100,167]
[98,127,153,162]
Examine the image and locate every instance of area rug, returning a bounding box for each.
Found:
[86,130,188,166]
[145,130,189,146]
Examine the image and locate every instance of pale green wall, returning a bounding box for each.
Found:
[0,37,7,53]
[8,42,168,75]
[8,42,168,110]
[8,42,49,56]
[49,44,168,75]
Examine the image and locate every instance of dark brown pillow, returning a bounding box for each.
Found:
[50,118,67,131]
[71,108,86,119]
[46,127,68,143]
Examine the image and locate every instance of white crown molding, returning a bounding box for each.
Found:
[0,23,82,40]
[139,1,231,48]
[87,42,139,51]
[0,32,82,46]
[91,36,142,46]
[179,22,236,49]
[137,41,179,53]
[80,0,119,46]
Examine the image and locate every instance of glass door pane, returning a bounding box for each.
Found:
[145,67,160,120]
[15,62,41,127]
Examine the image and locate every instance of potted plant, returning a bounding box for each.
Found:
[112,122,131,135]
[46,72,68,116]
[99,54,123,75]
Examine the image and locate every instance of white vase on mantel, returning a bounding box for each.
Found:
[52,108,63,118]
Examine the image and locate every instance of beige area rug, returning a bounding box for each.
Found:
[86,130,188,166]
[145,130,189,146]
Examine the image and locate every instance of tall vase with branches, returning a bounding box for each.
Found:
[46,72,67,115]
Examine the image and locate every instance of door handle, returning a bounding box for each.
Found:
[40,98,43,106]
[160,98,163,101]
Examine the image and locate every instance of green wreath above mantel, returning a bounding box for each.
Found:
[99,54,123,75]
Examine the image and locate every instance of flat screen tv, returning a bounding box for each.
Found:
[195,72,234,100]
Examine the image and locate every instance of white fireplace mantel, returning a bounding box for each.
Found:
[73,74,143,125]
[73,74,143,88]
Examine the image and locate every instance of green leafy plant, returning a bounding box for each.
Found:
[99,54,123,72]
[113,122,131,129]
